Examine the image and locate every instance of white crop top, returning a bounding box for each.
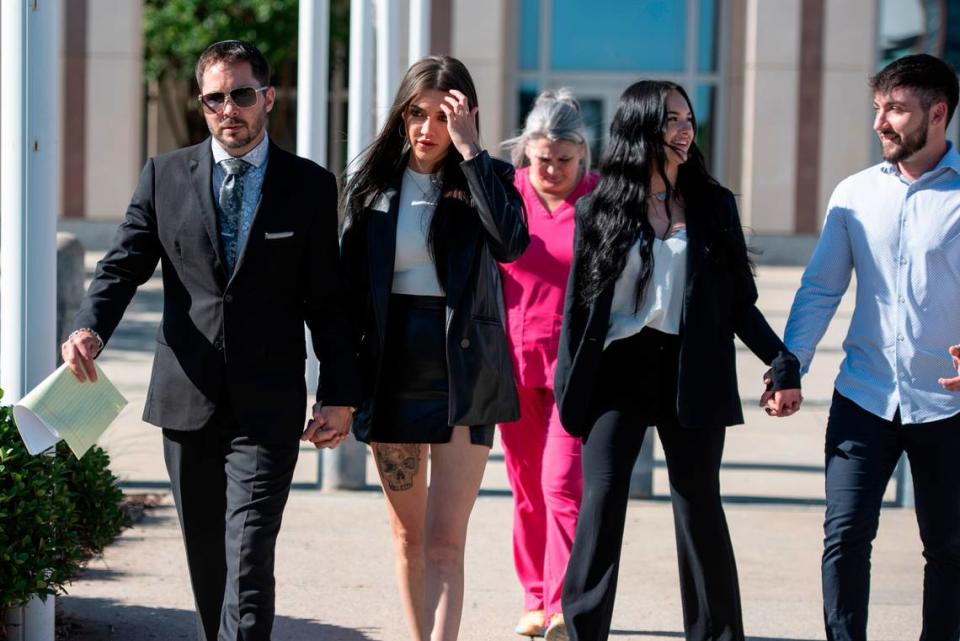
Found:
[392,168,444,296]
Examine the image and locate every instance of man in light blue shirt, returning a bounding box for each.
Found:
[783,54,960,641]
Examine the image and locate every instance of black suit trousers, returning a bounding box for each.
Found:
[562,329,744,641]
[162,402,299,641]
[822,392,960,641]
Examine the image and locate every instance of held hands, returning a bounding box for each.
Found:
[61,330,101,382]
[301,404,354,449]
[938,345,960,392]
[759,368,803,417]
[440,89,481,160]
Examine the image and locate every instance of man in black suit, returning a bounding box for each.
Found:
[62,40,359,641]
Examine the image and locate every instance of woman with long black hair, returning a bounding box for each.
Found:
[336,55,528,641]
[553,81,802,641]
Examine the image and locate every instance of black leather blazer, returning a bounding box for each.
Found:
[554,186,800,437]
[74,139,361,440]
[340,151,530,440]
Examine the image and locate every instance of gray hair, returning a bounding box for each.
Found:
[503,88,591,169]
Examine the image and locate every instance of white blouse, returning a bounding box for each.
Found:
[392,168,444,296]
[604,227,688,348]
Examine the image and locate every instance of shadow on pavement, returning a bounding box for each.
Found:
[117,480,390,492]
[116,480,836,507]
[641,494,828,507]
[610,632,820,640]
[61,597,377,640]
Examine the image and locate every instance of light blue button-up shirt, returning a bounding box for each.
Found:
[784,143,960,424]
[211,133,269,268]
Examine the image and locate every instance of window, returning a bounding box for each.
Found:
[513,0,725,177]
[878,0,960,69]
[877,0,960,146]
[551,1,687,72]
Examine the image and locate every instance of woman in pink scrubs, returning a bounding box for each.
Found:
[499,90,598,641]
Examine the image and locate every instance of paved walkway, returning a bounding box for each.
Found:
[60,256,926,641]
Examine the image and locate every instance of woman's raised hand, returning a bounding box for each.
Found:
[441,89,481,160]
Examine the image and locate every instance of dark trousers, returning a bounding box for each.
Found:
[562,329,744,641]
[162,403,300,641]
[822,392,960,641]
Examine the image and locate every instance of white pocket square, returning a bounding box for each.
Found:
[264,231,294,240]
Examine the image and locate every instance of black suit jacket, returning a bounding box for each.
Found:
[554,186,801,437]
[339,151,529,440]
[74,139,361,440]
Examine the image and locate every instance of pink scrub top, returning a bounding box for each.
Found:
[499,167,600,389]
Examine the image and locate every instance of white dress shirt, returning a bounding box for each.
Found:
[784,143,960,424]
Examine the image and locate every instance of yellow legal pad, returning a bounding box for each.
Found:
[13,362,128,458]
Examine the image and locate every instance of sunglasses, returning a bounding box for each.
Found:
[198,86,268,112]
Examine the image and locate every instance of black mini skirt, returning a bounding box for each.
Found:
[369,293,494,447]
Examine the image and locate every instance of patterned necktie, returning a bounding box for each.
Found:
[218,158,252,273]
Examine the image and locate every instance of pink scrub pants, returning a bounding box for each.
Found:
[499,384,583,618]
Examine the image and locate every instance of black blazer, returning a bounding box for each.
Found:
[554,186,800,437]
[74,139,361,440]
[340,151,529,440]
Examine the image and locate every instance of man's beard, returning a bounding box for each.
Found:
[213,111,265,149]
[881,113,928,163]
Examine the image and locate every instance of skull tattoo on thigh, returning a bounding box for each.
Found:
[374,443,422,491]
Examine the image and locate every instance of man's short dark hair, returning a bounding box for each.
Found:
[195,40,271,91]
[870,53,960,125]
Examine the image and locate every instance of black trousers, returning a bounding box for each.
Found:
[822,392,960,641]
[562,329,744,641]
[162,402,300,641]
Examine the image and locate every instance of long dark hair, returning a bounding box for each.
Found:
[575,80,720,308]
[342,55,480,291]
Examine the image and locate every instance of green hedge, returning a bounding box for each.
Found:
[0,389,128,609]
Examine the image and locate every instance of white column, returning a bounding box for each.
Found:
[2,0,61,401]
[297,0,330,167]
[375,0,400,130]
[347,0,375,171]
[408,0,431,63]
[1,3,63,640]
[321,0,377,491]
[297,0,330,426]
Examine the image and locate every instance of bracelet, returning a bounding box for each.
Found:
[70,328,104,354]
[314,402,357,414]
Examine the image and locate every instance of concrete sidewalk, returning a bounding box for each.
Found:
[60,258,926,641]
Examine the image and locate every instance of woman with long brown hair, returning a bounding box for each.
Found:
[338,55,528,641]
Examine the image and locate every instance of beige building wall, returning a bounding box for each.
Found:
[450,0,508,158]
[84,0,143,221]
[817,0,876,226]
[723,0,748,203]
[740,0,801,233]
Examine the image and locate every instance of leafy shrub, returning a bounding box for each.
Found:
[58,441,128,558]
[0,390,127,610]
